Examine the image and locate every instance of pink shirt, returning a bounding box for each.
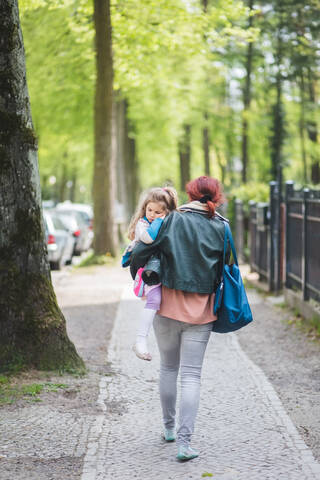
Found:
[158,286,217,325]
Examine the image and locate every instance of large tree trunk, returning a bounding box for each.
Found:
[92,0,117,256]
[241,0,254,183]
[0,0,84,373]
[179,124,191,191]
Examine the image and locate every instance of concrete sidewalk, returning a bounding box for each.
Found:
[81,286,320,480]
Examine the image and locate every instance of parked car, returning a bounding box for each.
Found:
[44,211,75,270]
[56,201,93,230]
[54,209,92,255]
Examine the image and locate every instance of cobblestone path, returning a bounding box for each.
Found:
[81,286,320,480]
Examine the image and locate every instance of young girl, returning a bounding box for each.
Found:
[122,187,178,361]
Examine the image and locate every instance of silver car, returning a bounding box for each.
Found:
[44,211,75,270]
[55,205,93,254]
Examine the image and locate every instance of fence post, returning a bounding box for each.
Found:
[248,200,256,271]
[269,181,276,291]
[285,181,294,289]
[235,199,244,263]
[302,188,310,301]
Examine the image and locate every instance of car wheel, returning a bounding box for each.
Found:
[50,258,62,270]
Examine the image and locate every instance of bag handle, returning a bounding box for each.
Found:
[222,222,238,267]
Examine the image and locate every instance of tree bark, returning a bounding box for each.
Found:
[201,0,210,176]
[241,0,254,183]
[179,124,191,191]
[270,10,285,184]
[92,0,117,255]
[0,0,84,373]
[306,68,320,184]
[202,112,210,176]
[59,157,68,202]
[116,98,139,221]
[299,72,308,183]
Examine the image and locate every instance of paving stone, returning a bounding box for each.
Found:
[81,285,320,480]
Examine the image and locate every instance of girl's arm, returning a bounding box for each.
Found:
[139,217,164,244]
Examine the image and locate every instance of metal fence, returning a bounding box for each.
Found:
[285,182,320,302]
[234,180,320,302]
[248,201,269,283]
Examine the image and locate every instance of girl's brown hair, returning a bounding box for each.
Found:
[128,186,178,240]
[185,176,224,218]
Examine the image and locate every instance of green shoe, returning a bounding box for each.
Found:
[162,428,176,442]
[176,445,199,461]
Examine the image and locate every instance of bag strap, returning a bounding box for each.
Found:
[222,222,238,267]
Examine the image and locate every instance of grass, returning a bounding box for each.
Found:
[76,251,118,268]
[287,312,320,341]
[0,376,69,405]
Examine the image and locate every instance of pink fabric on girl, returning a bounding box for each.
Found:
[133,268,145,297]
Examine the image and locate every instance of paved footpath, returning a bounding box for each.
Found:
[81,285,320,480]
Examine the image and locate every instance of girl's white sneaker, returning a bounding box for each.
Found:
[132,343,152,361]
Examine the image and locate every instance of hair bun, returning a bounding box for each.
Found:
[199,194,212,203]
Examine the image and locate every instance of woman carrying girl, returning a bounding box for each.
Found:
[122,186,177,361]
[130,176,227,461]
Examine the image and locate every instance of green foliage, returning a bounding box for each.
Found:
[19,0,320,202]
[76,251,118,268]
[228,182,269,210]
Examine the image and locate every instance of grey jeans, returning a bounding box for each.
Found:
[153,314,213,447]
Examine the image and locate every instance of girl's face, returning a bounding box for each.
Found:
[145,202,166,223]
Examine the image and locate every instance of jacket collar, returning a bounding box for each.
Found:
[178,201,228,222]
[178,200,209,215]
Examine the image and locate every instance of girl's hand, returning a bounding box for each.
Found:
[159,214,166,219]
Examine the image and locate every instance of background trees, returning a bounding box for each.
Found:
[18,0,319,241]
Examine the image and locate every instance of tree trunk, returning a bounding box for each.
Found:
[306,68,320,184]
[270,14,285,183]
[92,0,117,256]
[241,0,254,183]
[179,124,191,191]
[70,169,77,202]
[299,72,308,183]
[0,0,84,373]
[59,158,68,202]
[116,98,139,221]
[202,112,210,176]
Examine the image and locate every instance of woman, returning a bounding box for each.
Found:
[130,176,228,461]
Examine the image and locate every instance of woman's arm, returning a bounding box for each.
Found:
[129,241,159,280]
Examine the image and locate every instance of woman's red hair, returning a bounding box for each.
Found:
[185,176,224,218]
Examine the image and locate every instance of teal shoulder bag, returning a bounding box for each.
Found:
[213,222,253,333]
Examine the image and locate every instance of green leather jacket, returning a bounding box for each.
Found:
[130,203,228,294]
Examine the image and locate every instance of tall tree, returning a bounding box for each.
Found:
[178,124,191,191]
[0,0,84,372]
[241,0,254,183]
[92,0,117,255]
[269,1,286,182]
[202,0,210,176]
[116,98,139,221]
[306,68,319,184]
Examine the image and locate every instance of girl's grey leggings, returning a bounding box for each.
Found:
[153,314,213,447]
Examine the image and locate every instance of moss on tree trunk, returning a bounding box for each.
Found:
[0,0,84,373]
